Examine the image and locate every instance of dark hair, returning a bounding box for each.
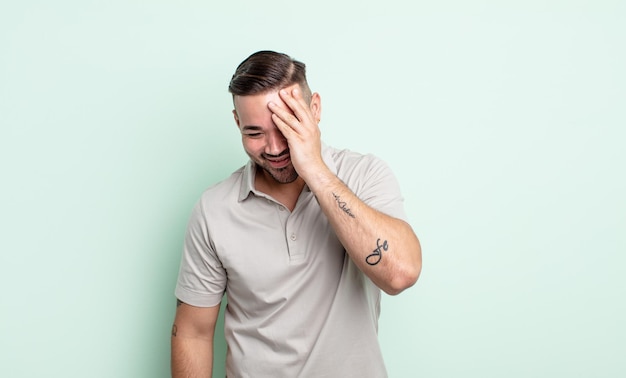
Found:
[228,50,310,98]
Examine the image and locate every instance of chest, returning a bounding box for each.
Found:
[207,193,345,300]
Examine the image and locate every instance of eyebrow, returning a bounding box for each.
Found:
[241,125,263,132]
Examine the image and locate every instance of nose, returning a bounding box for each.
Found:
[265,128,287,156]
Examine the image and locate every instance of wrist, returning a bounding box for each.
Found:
[303,164,337,194]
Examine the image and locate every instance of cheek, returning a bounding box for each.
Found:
[242,138,264,155]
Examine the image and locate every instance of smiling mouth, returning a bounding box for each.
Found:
[264,151,291,168]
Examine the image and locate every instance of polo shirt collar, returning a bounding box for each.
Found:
[238,142,337,202]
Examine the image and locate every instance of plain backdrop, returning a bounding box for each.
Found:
[1,1,624,377]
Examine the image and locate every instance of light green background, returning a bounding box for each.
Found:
[1,1,624,377]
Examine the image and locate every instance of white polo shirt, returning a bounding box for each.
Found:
[175,144,407,378]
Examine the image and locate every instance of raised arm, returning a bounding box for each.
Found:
[307,170,421,295]
[269,87,422,295]
[171,300,221,377]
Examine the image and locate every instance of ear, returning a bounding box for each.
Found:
[309,92,322,123]
[232,109,240,128]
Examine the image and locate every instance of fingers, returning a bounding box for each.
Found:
[268,100,296,126]
[269,105,296,139]
[271,88,312,124]
[278,88,311,123]
[268,87,317,141]
[268,102,297,139]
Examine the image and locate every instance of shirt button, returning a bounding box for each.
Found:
[279,206,285,211]
[290,233,297,241]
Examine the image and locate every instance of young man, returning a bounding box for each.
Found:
[171,50,422,377]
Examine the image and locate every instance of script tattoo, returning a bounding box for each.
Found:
[171,324,178,337]
[332,192,355,218]
[366,238,388,266]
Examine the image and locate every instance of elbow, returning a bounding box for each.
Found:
[383,224,422,296]
[384,259,422,296]
[383,242,422,295]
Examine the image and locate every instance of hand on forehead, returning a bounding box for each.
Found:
[233,85,300,126]
[266,84,302,116]
[273,83,301,104]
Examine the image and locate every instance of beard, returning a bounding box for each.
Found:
[257,162,299,184]
[249,148,300,185]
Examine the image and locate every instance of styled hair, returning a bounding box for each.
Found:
[228,50,311,99]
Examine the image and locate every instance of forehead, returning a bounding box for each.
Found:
[233,83,299,120]
[233,90,281,115]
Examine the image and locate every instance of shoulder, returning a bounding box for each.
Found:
[195,165,246,211]
[325,145,406,218]
[325,145,394,183]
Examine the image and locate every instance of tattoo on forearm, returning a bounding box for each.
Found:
[332,192,355,218]
[366,238,388,266]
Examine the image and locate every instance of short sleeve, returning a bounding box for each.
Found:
[174,198,226,307]
[350,154,408,222]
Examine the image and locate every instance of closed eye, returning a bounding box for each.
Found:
[242,125,263,138]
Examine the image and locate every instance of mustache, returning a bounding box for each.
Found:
[262,149,289,159]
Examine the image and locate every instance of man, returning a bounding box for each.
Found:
[171,50,422,378]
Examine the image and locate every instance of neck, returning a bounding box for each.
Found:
[254,168,305,212]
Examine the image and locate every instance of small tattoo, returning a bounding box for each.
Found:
[366,238,388,266]
[171,324,178,337]
[332,192,355,218]
[176,299,183,307]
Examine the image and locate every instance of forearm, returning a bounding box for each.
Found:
[308,169,422,295]
[171,335,213,378]
[267,86,421,293]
